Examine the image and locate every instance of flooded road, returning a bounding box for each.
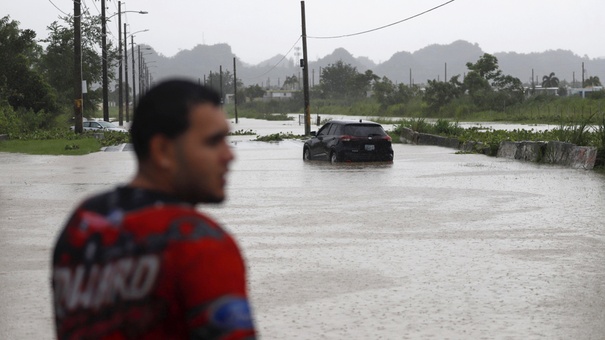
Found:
[1,119,604,339]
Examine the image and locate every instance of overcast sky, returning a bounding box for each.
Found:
[6,0,605,64]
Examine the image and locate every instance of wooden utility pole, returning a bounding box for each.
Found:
[582,62,585,88]
[74,0,83,133]
[118,2,123,125]
[137,45,142,96]
[124,23,129,122]
[233,57,238,124]
[444,62,447,82]
[531,68,536,95]
[219,65,223,104]
[101,0,108,121]
[131,36,136,110]
[301,1,311,135]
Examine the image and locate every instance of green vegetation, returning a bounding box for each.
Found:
[0,129,129,155]
[228,129,256,136]
[393,115,605,166]
[254,132,305,142]
[0,138,101,155]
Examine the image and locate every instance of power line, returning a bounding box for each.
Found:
[47,0,69,16]
[89,0,102,16]
[245,36,302,80]
[307,0,455,39]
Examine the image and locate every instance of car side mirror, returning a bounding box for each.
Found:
[310,131,317,136]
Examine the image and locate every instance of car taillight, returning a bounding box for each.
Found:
[340,135,353,142]
[383,135,392,142]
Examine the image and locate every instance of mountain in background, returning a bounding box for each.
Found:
[134,40,605,88]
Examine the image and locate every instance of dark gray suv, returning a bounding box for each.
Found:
[303,120,394,163]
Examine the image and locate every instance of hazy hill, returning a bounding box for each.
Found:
[371,40,483,84]
[135,40,605,88]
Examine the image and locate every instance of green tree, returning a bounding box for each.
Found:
[319,61,374,100]
[541,72,560,87]
[206,70,243,99]
[0,16,58,116]
[282,75,299,90]
[463,53,523,110]
[492,75,525,109]
[585,76,602,87]
[41,12,119,115]
[465,53,502,81]
[244,84,265,100]
[373,76,396,107]
[373,76,416,107]
[424,75,463,112]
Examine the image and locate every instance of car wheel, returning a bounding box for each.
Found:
[303,147,311,161]
[330,151,338,164]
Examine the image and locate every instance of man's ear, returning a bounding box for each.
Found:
[148,134,176,171]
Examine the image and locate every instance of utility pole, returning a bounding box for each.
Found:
[117,2,123,126]
[409,68,412,86]
[138,45,142,97]
[74,0,83,133]
[300,1,311,135]
[444,62,447,82]
[131,36,136,110]
[124,23,129,122]
[219,65,223,104]
[101,0,109,121]
[531,68,536,95]
[582,62,585,88]
[233,57,238,124]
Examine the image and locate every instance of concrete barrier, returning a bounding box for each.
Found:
[497,141,520,159]
[518,141,547,162]
[544,141,575,165]
[416,133,460,149]
[569,146,598,170]
[399,127,418,144]
[400,128,598,170]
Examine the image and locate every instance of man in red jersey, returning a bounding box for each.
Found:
[52,80,256,339]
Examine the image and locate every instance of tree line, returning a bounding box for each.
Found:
[0,13,118,134]
[2,13,604,135]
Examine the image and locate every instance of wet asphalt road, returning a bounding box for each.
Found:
[1,118,604,339]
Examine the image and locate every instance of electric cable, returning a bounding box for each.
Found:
[47,0,70,16]
[307,0,455,39]
[244,36,302,80]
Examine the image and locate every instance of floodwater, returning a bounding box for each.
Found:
[1,118,604,339]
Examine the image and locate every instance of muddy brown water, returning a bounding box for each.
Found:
[1,124,604,339]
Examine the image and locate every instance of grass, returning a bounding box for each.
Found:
[0,138,102,155]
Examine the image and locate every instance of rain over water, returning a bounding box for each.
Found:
[1,117,604,339]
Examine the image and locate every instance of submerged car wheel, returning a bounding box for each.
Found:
[303,147,311,161]
[330,151,338,164]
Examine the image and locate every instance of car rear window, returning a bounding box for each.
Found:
[343,124,386,137]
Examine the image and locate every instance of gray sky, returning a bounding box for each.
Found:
[6,0,605,64]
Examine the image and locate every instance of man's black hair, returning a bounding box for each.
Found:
[130,79,222,160]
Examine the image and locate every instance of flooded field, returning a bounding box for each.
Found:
[1,118,604,339]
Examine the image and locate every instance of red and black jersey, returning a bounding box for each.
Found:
[52,186,256,339]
